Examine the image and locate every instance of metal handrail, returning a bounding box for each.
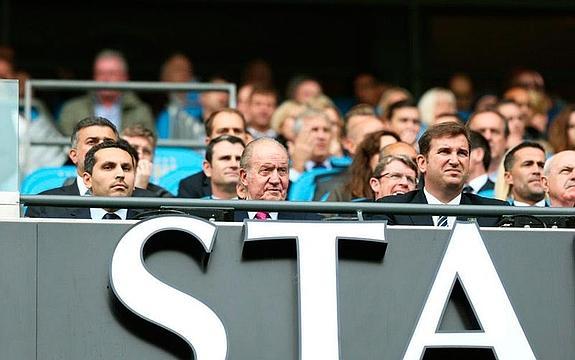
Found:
[29,138,207,149]
[24,79,237,123]
[19,195,575,217]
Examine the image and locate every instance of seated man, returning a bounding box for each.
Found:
[370,155,418,200]
[121,125,172,197]
[201,135,245,199]
[178,108,248,198]
[543,150,575,208]
[376,122,508,227]
[464,131,495,198]
[27,140,152,219]
[234,137,321,220]
[501,141,547,206]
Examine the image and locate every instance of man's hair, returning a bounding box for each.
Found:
[204,108,247,136]
[384,99,418,121]
[503,141,545,172]
[418,121,470,157]
[373,154,418,179]
[285,75,320,100]
[292,108,330,136]
[71,116,119,148]
[84,139,138,175]
[469,130,491,171]
[248,86,278,102]
[344,103,375,123]
[94,49,128,73]
[121,124,157,148]
[466,108,510,138]
[205,135,246,164]
[240,137,287,171]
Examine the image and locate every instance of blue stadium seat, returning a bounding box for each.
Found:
[158,166,203,196]
[20,165,77,194]
[152,147,204,184]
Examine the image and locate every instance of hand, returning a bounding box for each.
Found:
[290,125,314,172]
[135,159,153,188]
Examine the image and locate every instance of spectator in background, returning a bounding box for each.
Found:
[448,72,474,120]
[270,100,306,147]
[383,99,421,149]
[156,53,204,140]
[354,73,386,107]
[241,58,274,89]
[286,75,323,104]
[434,112,463,125]
[121,125,172,197]
[379,141,418,162]
[548,104,575,153]
[59,49,154,136]
[306,94,345,157]
[201,135,245,199]
[246,86,278,138]
[497,100,526,149]
[236,84,254,116]
[465,131,495,198]
[369,154,418,200]
[543,150,575,208]
[199,77,230,123]
[376,86,413,120]
[418,87,457,129]
[178,108,248,198]
[467,109,508,180]
[341,104,385,157]
[498,141,547,206]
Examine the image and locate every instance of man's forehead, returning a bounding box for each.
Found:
[213,141,244,155]
[213,113,244,128]
[552,152,575,171]
[430,134,469,148]
[94,148,133,164]
[470,113,505,130]
[251,147,288,166]
[79,126,117,139]
[515,146,545,160]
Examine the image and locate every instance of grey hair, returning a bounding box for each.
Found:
[239,137,288,170]
[292,107,330,136]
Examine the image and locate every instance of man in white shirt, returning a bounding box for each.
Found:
[465,130,495,198]
[502,141,547,206]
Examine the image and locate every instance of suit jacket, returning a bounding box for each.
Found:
[234,210,323,222]
[373,188,509,227]
[178,171,212,199]
[25,180,157,219]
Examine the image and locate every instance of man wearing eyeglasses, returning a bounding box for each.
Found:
[375,122,508,227]
[369,155,418,200]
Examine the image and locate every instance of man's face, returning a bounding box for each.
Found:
[208,112,247,143]
[93,56,127,99]
[498,103,525,138]
[201,90,229,114]
[122,135,154,162]
[204,141,244,188]
[294,80,322,103]
[468,112,507,163]
[544,151,575,206]
[389,107,421,146]
[69,126,118,174]
[569,113,575,148]
[83,147,135,197]
[418,134,470,192]
[504,88,532,120]
[344,116,384,155]
[240,142,289,201]
[370,160,417,199]
[248,94,277,128]
[304,115,332,162]
[504,147,546,204]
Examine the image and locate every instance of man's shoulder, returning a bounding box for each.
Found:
[376,190,420,204]
[463,193,509,206]
[133,187,160,197]
[38,183,79,196]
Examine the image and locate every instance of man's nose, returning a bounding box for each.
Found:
[268,169,280,183]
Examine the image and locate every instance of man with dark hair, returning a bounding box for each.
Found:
[467,109,509,179]
[246,87,278,138]
[383,99,421,148]
[503,141,547,206]
[178,108,248,198]
[201,135,245,199]
[341,104,385,156]
[376,122,508,227]
[464,131,495,198]
[121,124,172,197]
[27,140,152,219]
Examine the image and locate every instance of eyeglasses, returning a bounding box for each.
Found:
[376,172,417,186]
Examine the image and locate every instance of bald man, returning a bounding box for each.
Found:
[543,150,575,207]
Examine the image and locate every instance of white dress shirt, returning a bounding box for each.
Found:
[90,208,128,220]
[423,188,462,228]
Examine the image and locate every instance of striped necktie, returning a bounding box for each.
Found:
[437,215,449,227]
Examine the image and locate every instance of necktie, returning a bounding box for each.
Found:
[437,215,449,227]
[313,163,326,170]
[103,212,122,220]
[462,185,474,193]
[254,211,271,220]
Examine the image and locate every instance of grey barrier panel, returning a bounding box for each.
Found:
[0,79,19,191]
[5,221,575,358]
[0,222,37,359]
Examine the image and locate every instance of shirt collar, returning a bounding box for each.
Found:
[513,199,546,207]
[423,187,462,205]
[90,208,128,220]
[304,159,332,172]
[76,175,90,196]
[467,174,488,193]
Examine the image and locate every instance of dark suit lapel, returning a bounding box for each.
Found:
[409,189,434,226]
[479,178,495,192]
[68,207,91,219]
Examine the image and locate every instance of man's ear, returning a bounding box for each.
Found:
[82,172,92,190]
[471,148,484,165]
[541,176,549,192]
[416,154,427,174]
[239,168,248,187]
[369,177,380,194]
[503,171,514,186]
[341,138,355,156]
[202,160,212,178]
[69,148,78,165]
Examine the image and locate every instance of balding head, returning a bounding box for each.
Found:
[543,150,575,207]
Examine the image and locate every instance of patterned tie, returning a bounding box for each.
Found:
[437,215,449,227]
[462,185,474,194]
[254,211,271,220]
[102,212,122,220]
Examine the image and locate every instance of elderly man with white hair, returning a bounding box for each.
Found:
[543,150,575,208]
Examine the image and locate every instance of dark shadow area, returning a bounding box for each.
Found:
[338,238,387,262]
[423,347,496,360]
[143,229,210,271]
[439,277,482,331]
[107,287,194,359]
[242,238,297,260]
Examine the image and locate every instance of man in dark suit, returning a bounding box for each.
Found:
[464,130,495,198]
[234,137,321,221]
[376,122,508,227]
[27,140,152,219]
[178,108,248,198]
